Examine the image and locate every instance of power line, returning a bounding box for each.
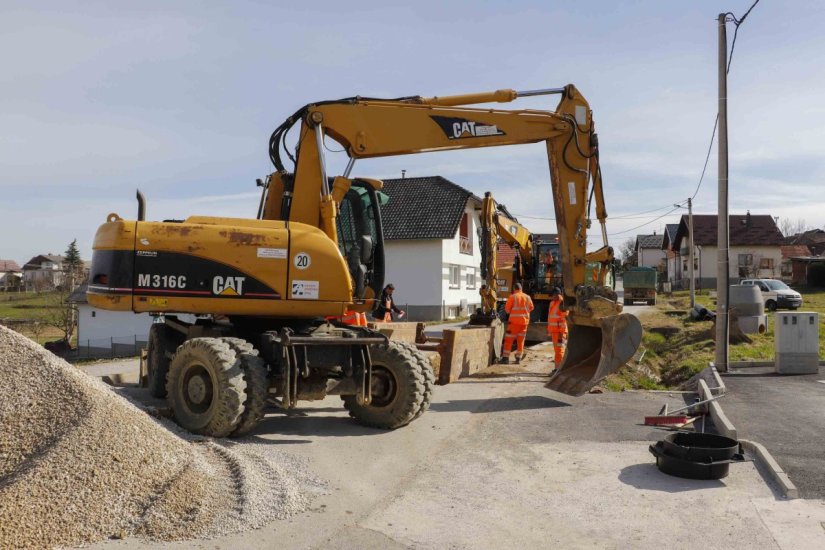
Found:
[511,202,679,222]
[607,207,683,237]
[691,0,761,201]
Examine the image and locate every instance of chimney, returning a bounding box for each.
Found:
[746,210,752,229]
[401,170,406,179]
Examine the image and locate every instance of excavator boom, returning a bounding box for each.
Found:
[267,85,641,395]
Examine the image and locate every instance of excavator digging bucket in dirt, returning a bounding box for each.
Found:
[545,313,642,396]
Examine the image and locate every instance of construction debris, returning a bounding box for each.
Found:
[0,326,326,549]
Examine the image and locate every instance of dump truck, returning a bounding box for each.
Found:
[622,267,658,305]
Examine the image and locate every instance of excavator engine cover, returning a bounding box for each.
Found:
[545,313,642,396]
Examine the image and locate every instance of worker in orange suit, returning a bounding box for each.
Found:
[500,282,534,364]
[546,287,569,367]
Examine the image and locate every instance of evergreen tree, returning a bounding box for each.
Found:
[63,239,84,290]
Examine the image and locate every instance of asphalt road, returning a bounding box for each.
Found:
[722,365,825,499]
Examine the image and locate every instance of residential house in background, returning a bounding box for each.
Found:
[22,254,65,291]
[0,259,23,291]
[672,212,783,288]
[784,228,825,256]
[661,224,682,288]
[68,282,195,357]
[780,245,811,284]
[379,176,482,321]
[635,233,666,271]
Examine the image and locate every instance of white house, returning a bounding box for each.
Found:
[379,176,483,321]
[662,224,683,288]
[672,213,784,288]
[69,282,194,356]
[22,254,65,291]
[635,233,666,270]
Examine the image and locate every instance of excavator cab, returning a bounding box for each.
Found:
[335,181,387,301]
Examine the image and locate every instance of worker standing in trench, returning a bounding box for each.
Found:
[546,287,569,367]
[500,282,534,364]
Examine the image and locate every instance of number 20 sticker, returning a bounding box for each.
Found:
[294,252,311,270]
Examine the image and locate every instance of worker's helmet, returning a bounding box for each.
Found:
[551,287,562,296]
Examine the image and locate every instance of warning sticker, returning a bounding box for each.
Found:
[291,280,319,299]
[568,181,577,205]
[257,247,287,259]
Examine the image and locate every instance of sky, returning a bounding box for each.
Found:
[2,0,824,264]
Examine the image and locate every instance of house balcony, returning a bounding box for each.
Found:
[459,236,472,255]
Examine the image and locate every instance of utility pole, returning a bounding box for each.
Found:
[715,13,730,373]
[688,197,695,309]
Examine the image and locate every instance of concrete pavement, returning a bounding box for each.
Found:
[91,351,825,550]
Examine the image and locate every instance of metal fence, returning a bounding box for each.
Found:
[66,335,148,361]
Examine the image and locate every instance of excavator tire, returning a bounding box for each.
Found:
[342,341,427,429]
[392,341,436,421]
[219,337,270,438]
[146,323,181,398]
[166,338,246,437]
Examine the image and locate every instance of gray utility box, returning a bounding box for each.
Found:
[775,311,819,374]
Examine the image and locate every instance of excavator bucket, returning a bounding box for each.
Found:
[545,313,642,396]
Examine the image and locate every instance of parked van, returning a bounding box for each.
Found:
[740,279,802,311]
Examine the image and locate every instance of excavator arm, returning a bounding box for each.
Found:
[267,85,641,395]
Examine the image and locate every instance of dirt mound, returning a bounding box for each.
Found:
[0,326,325,549]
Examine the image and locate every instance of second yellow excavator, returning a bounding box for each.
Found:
[88,84,642,437]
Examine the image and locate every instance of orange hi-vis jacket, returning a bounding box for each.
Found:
[505,290,534,325]
[547,298,568,335]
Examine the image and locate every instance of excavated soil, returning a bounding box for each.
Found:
[0,326,326,549]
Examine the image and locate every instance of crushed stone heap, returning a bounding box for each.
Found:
[0,325,326,549]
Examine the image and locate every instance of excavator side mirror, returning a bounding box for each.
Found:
[360,235,373,264]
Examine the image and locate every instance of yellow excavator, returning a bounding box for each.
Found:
[473,191,614,343]
[471,192,561,339]
[88,84,642,437]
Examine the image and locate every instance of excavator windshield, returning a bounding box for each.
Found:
[336,181,387,300]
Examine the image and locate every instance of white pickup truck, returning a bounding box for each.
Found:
[740,278,803,311]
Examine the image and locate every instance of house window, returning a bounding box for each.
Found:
[459,212,472,255]
[466,267,476,289]
[449,265,461,288]
[759,258,774,269]
[781,261,792,276]
[737,253,753,277]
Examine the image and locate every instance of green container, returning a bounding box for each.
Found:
[623,267,657,289]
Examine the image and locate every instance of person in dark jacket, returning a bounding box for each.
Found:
[373,283,405,321]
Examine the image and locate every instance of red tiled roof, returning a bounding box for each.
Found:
[781,245,811,260]
[0,259,22,272]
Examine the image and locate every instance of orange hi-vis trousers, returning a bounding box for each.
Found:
[502,321,529,358]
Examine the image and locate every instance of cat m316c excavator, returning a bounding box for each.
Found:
[88,84,642,437]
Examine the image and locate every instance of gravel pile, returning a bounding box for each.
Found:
[0,326,326,549]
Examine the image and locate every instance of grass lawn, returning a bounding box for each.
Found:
[603,287,825,391]
[0,291,74,344]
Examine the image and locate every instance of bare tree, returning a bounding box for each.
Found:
[42,288,77,342]
[619,237,636,264]
[778,217,810,238]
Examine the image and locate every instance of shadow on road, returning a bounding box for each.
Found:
[254,414,388,437]
[618,462,725,492]
[429,395,571,414]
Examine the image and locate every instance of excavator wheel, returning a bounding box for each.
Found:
[342,341,429,429]
[391,341,436,421]
[166,338,246,437]
[146,323,182,398]
[219,337,270,438]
